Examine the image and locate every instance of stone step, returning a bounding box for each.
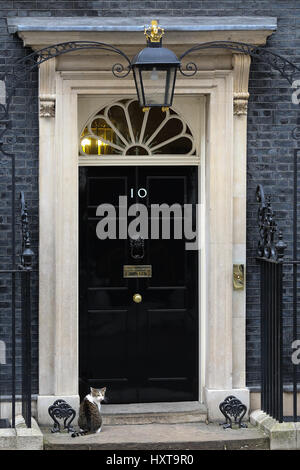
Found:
[43,422,269,451]
[101,402,208,425]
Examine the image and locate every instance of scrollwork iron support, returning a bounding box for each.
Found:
[219,395,248,429]
[48,399,76,433]
[179,40,300,85]
[0,41,132,159]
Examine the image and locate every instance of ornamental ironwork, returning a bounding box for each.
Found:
[48,399,76,433]
[219,395,248,429]
[0,36,300,159]
[256,184,287,262]
[179,41,300,84]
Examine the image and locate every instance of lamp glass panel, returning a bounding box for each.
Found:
[165,68,177,106]
[133,68,145,106]
[141,67,169,106]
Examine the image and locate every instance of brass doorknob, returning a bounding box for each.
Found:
[133,293,142,303]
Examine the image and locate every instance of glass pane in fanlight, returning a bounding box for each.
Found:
[80,119,120,155]
[128,100,145,138]
[142,68,168,106]
[79,97,195,157]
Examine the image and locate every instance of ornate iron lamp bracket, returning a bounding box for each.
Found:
[178,40,300,84]
[1,37,300,158]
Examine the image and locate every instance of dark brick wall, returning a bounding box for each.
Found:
[0,1,299,395]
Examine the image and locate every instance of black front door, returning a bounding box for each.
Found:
[79,166,198,403]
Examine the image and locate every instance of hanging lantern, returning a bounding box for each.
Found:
[131,20,180,110]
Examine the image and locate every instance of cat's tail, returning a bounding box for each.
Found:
[71,430,89,438]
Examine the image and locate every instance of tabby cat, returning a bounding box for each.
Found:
[71,387,106,437]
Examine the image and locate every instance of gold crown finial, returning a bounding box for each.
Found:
[144,20,164,43]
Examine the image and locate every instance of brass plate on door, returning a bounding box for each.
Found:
[123,265,152,278]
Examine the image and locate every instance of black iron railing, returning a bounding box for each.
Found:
[285,259,300,422]
[256,179,300,423]
[0,192,34,428]
[259,257,284,422]
[258,257,300,423]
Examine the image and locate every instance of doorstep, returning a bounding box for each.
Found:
[42,422,269,450]
[101,402,207,425]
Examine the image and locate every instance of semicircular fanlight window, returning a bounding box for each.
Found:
[80,99,195,156]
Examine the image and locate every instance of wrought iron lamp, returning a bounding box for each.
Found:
[2,18,300,155]
[131,20,180,110]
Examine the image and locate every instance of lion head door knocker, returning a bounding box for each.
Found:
[130,236,145,260]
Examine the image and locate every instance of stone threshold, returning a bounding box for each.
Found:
[43,422,269,450]
[251,409,300,450]
[101,401,207,425]
[0,415,43,450]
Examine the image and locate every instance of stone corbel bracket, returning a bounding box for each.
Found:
[39,94,56,118]
[233,91,250,116]
[232,54,251,116]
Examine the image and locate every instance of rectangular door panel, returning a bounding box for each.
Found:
[86,310,131,379]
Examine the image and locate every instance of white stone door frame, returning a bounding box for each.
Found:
[77,91,206,406]
[37,56,251,423]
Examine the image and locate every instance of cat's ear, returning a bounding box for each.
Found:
[101,387,106,394]
[90,387,96,395]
